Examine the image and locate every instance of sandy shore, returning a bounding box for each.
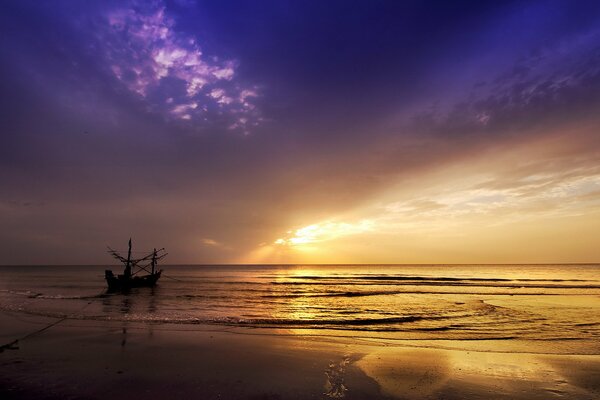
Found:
[1,310,599,399]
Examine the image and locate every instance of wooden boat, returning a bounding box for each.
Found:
[105,239,167,292]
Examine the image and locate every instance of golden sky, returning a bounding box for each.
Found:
[243,127,600,264]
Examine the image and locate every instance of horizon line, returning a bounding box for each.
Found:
[0,262,598,267]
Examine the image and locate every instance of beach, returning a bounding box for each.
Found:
[2,309,600,399]
[2,264,600,399]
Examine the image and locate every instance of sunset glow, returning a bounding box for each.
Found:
[2,3,600,399]
[1,1,599,264]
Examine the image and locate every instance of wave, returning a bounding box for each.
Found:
[574,322,600,327]
[1,289,107,300]
[261,290,401,299]
[260,290,573,299]
[269,280,600,289]
[252,315,428,326]
[286,275,593,282]
[176,294,242,300]
[1,305,433,327]
[4,288,576,305]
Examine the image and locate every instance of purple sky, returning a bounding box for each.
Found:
[1,0,600,264]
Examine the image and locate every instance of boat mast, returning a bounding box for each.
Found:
[151,248,157,274]
[125,238,132,278]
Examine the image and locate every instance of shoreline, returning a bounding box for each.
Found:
[2,310,600,399]
[3,304,600,356]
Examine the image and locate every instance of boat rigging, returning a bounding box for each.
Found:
[105,238,167,292]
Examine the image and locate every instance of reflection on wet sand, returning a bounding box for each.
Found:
[100,286,160,316]
[356,346,600,399]
[100,287,160,347]
[546,355,600,397]
[357,349,449,398]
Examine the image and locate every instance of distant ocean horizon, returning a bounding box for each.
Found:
[2,263,599,266]
[2,264,599,355]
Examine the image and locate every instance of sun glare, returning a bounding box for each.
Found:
[274,220,375,247]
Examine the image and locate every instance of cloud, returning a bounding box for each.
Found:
[410,29,600,141]
[99,1,261,132]
[2,0,599,264]
[267,129,600,256]
[381,141,600,230]
[201,238,221,246]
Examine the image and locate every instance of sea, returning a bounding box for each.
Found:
[1,264,599,354]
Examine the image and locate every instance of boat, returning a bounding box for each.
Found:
[105,238,167,292]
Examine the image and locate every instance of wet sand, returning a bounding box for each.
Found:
[1,310,599,399]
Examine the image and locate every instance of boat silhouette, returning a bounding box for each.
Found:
[105,238,167,292]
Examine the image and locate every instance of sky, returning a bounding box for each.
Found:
[1,0,600,264]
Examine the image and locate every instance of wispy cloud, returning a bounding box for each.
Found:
[100,1,261,133]
[410,29,600,140]
[378,146,600,235]
[271,137,600,249]
[201,238,221,247]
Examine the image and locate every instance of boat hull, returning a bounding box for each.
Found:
[105,270,162,292]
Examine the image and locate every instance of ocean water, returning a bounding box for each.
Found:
[1,264,599,353]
